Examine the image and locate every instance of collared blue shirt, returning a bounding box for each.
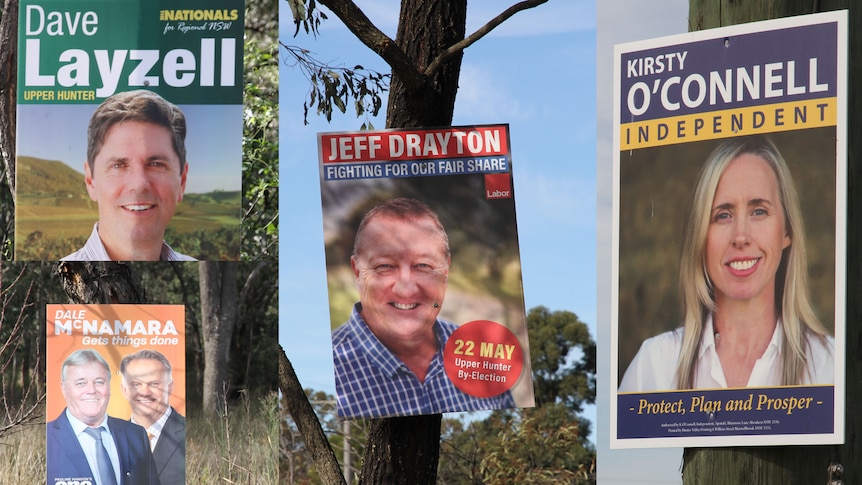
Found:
[66,410,121,485]
[333,304,515,419]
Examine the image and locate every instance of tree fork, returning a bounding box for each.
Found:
[384,0,467,129]
[286,1,558,482]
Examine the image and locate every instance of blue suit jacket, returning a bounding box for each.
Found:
[47,410,161,485]
[151,408,185,485]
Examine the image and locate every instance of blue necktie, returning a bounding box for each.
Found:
[84,427,118,485]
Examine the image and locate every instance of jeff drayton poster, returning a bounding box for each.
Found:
[611,12,847,448]
[16,0,244,261]
[46,304,186,485]
[318,124,536,419]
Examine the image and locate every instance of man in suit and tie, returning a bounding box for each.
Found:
[120,350,185,485]
[47,349,160,485]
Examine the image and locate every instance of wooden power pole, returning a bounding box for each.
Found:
[683,2,860,484]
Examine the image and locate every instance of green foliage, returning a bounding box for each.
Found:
[438,406,596,484]
[289,306,598,483]
[165,226,241,261]
[285,305,599,482]
[527,306,596,412]
[243,37,280,260]
[281,0,389,127]
[283,45,390,127]
[14,156,241,260]
[437,306,597,483]
[15,156,84,196]
[478,405,595,485]
[285,0,327,36]
[0,168,13,261]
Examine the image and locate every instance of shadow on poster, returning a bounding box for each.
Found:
[318,125,536,419]
[46,304,186,485]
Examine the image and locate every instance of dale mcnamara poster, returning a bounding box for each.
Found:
[46,304,186,485]
[611,12,847,448]
[318,124,536,419]
[16,0,244,261]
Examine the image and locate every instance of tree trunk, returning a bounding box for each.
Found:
[361,0,466,482]
[384,0,466,129]
[0,0,17,197]
[683,1,859,483]
[360,415,443,485]
[58,261,146,304]
[0,0,17,256]
[199,261,238,415]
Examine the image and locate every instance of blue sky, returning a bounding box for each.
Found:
[278,0,597,437]
[16,104,241,194]
[597,1,688,483]
[278,0,691,481]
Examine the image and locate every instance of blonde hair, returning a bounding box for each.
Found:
[675,136,830,388]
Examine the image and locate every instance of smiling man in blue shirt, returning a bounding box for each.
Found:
[332,197,514,419]
[61,90,195,261]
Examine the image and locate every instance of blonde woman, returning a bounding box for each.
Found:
[619,136,834,392]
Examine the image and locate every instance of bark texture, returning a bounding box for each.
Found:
[360,1,466,482]
[360,414,444,485]
[0,0,17,197]
[384,0,467,129]
[199,261,238,415]
[279,346,346,485]
[58,261,146,304]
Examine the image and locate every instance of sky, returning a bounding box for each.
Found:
[16,104,241,194]
[597,1,689,483]
[278,0,688,481]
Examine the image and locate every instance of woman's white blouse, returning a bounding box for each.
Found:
[619,315,834,393]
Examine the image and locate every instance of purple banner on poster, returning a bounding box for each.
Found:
[618,386,834,439]
[619,21,838,121]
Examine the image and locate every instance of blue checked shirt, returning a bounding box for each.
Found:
[333,304,515,419]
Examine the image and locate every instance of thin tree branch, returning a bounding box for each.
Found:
[425,0,550,76]
[279,345,347,485]
[317,0,425,92]
[238,260,268,311]
[317,0,551,92]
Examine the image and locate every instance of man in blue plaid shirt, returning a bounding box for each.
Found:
[332,198,515,419]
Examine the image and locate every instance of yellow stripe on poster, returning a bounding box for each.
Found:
[620,98,837,150]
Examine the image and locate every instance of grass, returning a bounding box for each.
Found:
[0,392,280,484]
[14,191,241,260]
[0,422,46,482]
[186,392,280,484]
